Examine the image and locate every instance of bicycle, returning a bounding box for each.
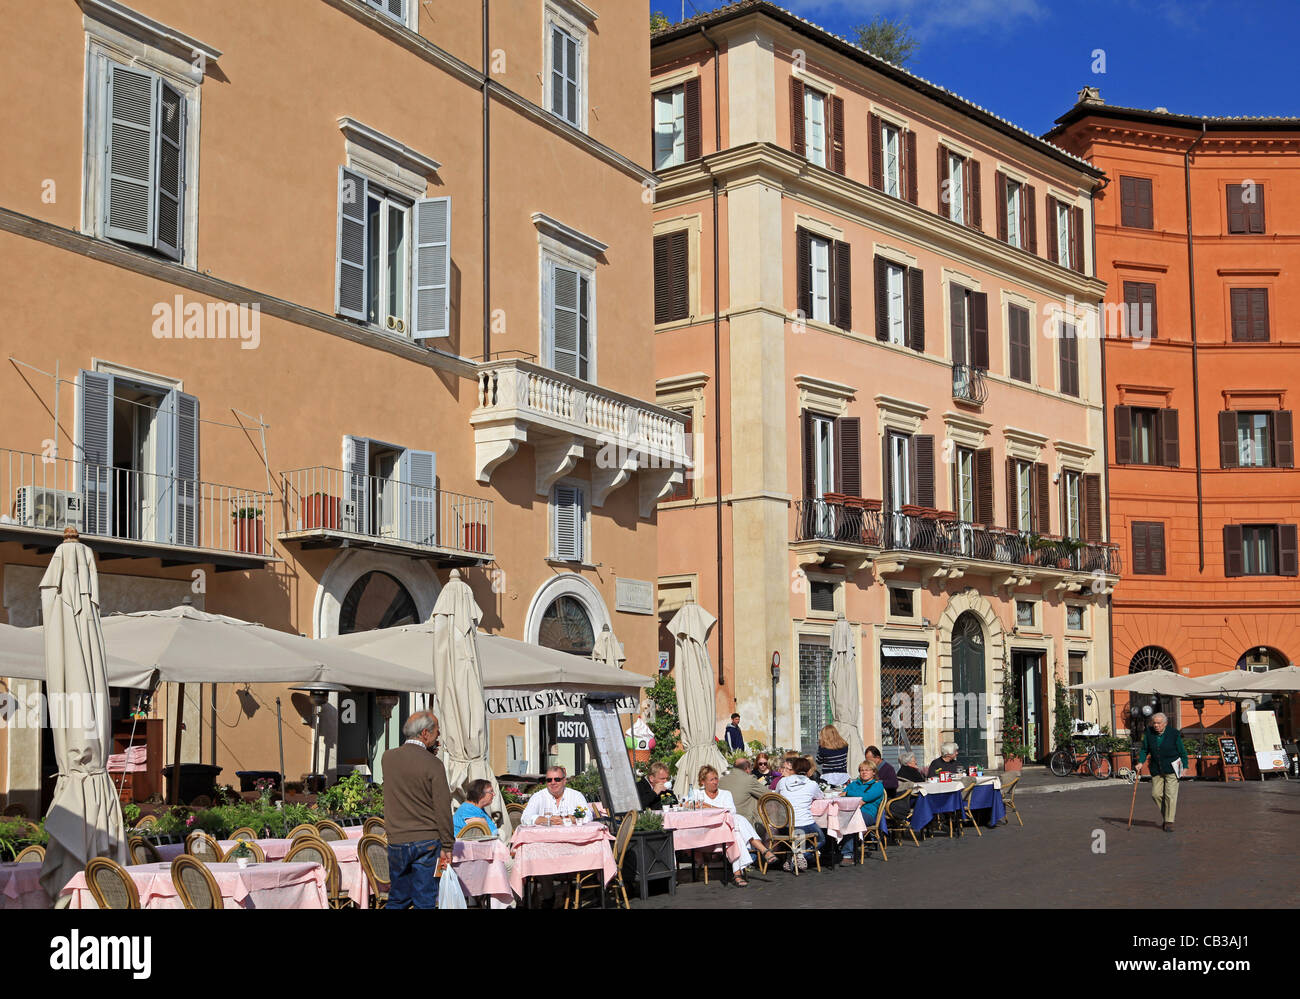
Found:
[1049,735,1111,779]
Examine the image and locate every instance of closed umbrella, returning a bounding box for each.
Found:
[591,625,626,670]
[667,602,727,799]
[829,616,864,772]
[38,532,126,901]
[430,570,510,837]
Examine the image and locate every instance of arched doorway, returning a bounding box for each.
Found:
[1236,647,1294,742]
[951,612,987,767]
[536,593,597,773]
[1128,646,1178,742]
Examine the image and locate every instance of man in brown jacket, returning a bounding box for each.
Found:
[719,757,769,834]
[380,711,454,908]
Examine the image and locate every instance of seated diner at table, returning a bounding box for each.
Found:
[840,761,885,864]
[752,752,776,787]
[865,746,898,792]
[928,743,963,778]
[896,752,926,784]
[520,766,593,826]
[637,761,678,811]
[686,765,777,886]
[453,779,500,837]
[815,725,850,778]
[719,757,769,834]
[775,757,825,871]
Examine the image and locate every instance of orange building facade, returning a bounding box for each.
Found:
[1051,96,1300,741]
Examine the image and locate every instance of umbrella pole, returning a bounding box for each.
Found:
[276,696,286,808]
[170,682,185,807]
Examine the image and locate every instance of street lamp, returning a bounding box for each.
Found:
[770,652,781,747]
[290,681,351,792]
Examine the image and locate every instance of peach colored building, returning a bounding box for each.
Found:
[1050,95,1300,745]
[0,0,686,812]
[651,2,1117,768]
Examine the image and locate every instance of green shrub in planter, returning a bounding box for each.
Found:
[634,811,664,832]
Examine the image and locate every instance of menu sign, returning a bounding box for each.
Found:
[1218,735,1243,782]
[584,695,641,815]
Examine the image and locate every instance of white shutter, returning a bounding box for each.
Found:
[411,196,451,339]
[76,370,114,536]
[152,389,177,544]
[551,265,581,376]
[173,391,200,547]
[550,27,565,118]
[343,435,371,534]
[335,167,369,321]
[104,62,157,248]
[398,448,437,546]
[154,79,185,261]
[552,484,583,561]
[386,0,405,22]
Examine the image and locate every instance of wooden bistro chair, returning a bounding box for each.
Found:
[315,819,347,842]
[86,857,141,910]
[221,840,267,862]
[958,781,984,838]
[567,809,636,910]
[1000,775,1023,827]
[455,819,494,841]
[127,837,162,865]
[505,802,525,827]
[185,830,222,863]
[133,813,158,830]
[362,816,386,837]
[13,843,45,863]
[171,855,223,909]
[228,826,260,842]
[284,836,349,909]
[756,793,820,875]
[287,823,319,840]
[884,788,921,848]
[856,796,889,863]
[357,833,390,908]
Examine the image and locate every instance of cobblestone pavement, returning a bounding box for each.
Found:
[632,778,1300,909]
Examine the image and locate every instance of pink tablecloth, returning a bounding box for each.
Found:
[812,797,868,841]
[0,862,50,910]
[453,839,514,906]
[62,861,329,909]
[508,824,616,898]
[662,808,740,862]
[157,838,369,906]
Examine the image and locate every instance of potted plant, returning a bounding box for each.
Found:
[1001,683,1027,770]
[622,810,676,900]
[1057,537,1084,570]
[302,492,341,530]
[1180,737,1199,779]
[1198,735,1222,781]
[1109,734,1134,774]
[232,507,264,554]
[463,520,488,553]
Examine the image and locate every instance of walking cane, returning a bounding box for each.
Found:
[1127,762,1140,829]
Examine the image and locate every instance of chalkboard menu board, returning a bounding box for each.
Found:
[584,695,641,815]
[1219,736,1240,765]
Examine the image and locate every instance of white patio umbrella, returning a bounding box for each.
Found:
[429,570,509,836]
[38,533,126,901]
[1233,665,1300,693]
[1197,669,1268,697]
[1069,671,1213,696]
[667,602,727,799]
[0,622,156,689]
[829,615,864,772]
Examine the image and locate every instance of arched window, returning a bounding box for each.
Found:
[538,595,595,655]
[1127,646,1178,738]
[1128,646,1176,674]
[1236,647,1287,673]
[338,571,418,635]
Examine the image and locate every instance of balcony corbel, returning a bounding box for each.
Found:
[920,565,949,586]
[591,451,639,508]
[475,427,526,485]
[638,467,681,518]
[873,558,906,581]
[535,439,585,497]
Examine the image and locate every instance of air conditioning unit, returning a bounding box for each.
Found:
[14,487,85,531]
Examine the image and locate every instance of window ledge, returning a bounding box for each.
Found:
[545,558,597,570]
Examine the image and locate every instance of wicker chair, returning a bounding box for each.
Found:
[357,833,390,908]
[284,836,349,909]
[86,857,141,909]
[884,788,921,847]
[14,843,45,863]
[362,816,386,837]
[228,826,260,842]
[315,819,347,842]
[185,831,221,863]
[958,781,984,838]
[171,855,223,909]
[505,802,525,827]
[1000,775,1023,827]
[856,795,889,863]
[222,840,267,862]
[287,823,319,839]
[756,793,820,875]
[455,818,494,841]
[133,813,158,829]
[127,837,162,865]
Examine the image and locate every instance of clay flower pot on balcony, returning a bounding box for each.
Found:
[900,504,927,517]
[303,493,341,530]
[463,522,488,553]
[232,509,264,554]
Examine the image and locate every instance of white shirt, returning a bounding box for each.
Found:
[687,787,738,814]
[521,787,592,825]
[775,775,824,826]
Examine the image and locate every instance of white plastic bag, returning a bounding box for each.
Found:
[437,866,467,910]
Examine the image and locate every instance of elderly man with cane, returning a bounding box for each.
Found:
[1136,712,1188,833]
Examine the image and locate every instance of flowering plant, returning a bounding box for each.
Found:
[571,806,587,820]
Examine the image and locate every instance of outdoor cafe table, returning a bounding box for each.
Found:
[811,796,868,841]
[157,837,371,906]
[508,823,617,901]
[908,777,1005,832]
[62,861,329,909]
[0,861,50,910]
[452,839,514,908]
[661,807,740,866]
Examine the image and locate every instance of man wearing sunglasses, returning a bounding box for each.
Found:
[520,765,593,826]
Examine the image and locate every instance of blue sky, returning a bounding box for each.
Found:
[656,0,1298,135]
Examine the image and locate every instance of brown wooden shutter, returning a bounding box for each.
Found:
[1071,206,1085,273]
[1059,323,1079,396]
[907,267,925,352]
[796,227,812,319]
[1148,523,1166,574]
[1143,283,1158,338]
[1223,524,1244,578]
[868,113,883,190]
[913,435,935,508]
[1273,410,1294,468]
[830,96,846,175]
[1005,459,1018,529]
[1083,473,1102,543]
[970,292,989,371]
[683,77,702,161]
[949,284,967,366]
[874,255,889,341]
[1248,186,1266,233]
[1159,408,1180,467]
[1114,405,1133,464]
[996,175,1008,242]
[1279,524,1299,576]
[1120,176,1137,227]
[937,145,950,219]
[1230,288,1249,340]
[904,130,918,204]
[1024,185,1037,254]
[1218,410,1239,468]
[801,410,816,501]
[1132,522,1149,575]
[975,448,994,525]
[790,77,806,157]
[832,239,852,330]
[1226,184,1246,234]
[1034,462,1050,534]
[653,233,671,324]
[968,160,982,231]
[1125,281,1158,339]
[835,417,861,497]
[1251,288,1269,341]
[882,433,892,508]
[1136,178,1153,229]
[1008,306,1029,382]
[1045,196,1059,262]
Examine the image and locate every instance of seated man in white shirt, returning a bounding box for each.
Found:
[521,765,593,826]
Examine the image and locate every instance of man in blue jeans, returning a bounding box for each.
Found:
[380,711,454,908]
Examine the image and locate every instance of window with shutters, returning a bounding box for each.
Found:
[545,5,587,130]
[653,86,686,169]
[342,435,438,544]
[874,256,923,351]
[809,236,831,324]
[1008,305,1032,383]
[1063,470,1082,539]
[1226,183,1265,234]
[1131,521,1166,575]
[1119,176,1153,229]
[653,230,690,324]
[1057,322,1079,397]
[1235,412,1275,468]
[955,446,975,522]
[541,245,596,381]
[550,482,587,562]
[362,0,409,26]
[882,123,901,198]
[365,185,410,331]
[1242,525,1277,575]
[949,285,989,372]
[1129,408,1159,465]
[804,87,828,167]
[1123,282,1158,340]
[1230,288,1270,342]
[810,414,835,499]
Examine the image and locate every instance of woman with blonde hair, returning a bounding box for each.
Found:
[816,725,849,777]
[686,764,776,886]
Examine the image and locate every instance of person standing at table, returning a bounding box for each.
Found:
[381,711,454,909]
[724,713,745,752]
[864,746,898,793]
[521,766,592,825]
[1138,712,1188,833]
[816,725,850,778]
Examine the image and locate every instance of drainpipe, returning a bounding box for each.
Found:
[701,25,725,690]
[1185,123,1208,569]
[482,0,492,362]
[1091,171,1118,728]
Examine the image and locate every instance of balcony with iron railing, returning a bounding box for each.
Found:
[279,466,492,565]
[0,448,274,569]
[952,363,988,406]
[472,358,690,515]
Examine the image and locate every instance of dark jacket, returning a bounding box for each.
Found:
[637,777,676,811]
[928,756,963,777]
[897,765,926,783]
[874,760,899,792]
[1139,726,1187,776]
[724,723,745,751]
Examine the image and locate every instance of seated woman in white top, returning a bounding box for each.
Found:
[686,765,778,886]
[520,766,593,826]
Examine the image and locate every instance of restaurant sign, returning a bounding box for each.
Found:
[485,688,638,720]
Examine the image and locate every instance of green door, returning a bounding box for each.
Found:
[952,613,988,768]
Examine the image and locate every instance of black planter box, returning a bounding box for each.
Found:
[160,764,223,804]
[622,828,676,900]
